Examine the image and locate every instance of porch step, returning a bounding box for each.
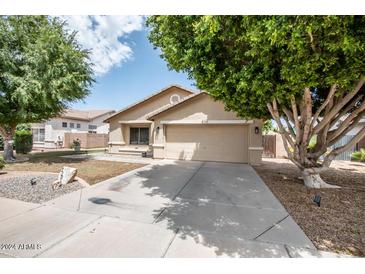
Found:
[118,146,149,156]
[118,150,144,156]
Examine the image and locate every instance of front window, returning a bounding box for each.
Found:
[130,128,149,145]
[62,122,67,128]
[32,128,45,142]
[70,123,75,128]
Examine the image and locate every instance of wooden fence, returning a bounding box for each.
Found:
[262,135,276,158]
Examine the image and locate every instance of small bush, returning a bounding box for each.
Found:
[71,138,81,148]
[0,134,3,150]
[0,156,4,170]
[14,130,33,154]
[351,149,365,162]
[16,123,31,131]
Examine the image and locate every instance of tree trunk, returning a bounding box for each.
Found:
[301,169,340,189]
[2,129,15,162]
[267,80,365,188]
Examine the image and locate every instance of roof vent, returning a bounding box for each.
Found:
[170,94,181,104]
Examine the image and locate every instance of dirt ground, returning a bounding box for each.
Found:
[254,158,365,257]
[3,156,145,185]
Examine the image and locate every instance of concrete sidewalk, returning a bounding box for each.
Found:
[0,160,330,258]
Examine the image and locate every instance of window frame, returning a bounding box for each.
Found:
[32,128,45,142]
[62,122,67,128]
[130,127,149,145]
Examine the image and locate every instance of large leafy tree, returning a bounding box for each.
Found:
[0,16,93,161]
[147,16,365,188]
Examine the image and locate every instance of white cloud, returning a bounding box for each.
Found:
[61,15,144,76]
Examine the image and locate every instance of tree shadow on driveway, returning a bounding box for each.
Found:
[95,160,297,257]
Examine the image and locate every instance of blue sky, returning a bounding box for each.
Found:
[68,17,196,111]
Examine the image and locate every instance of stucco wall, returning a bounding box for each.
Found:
[152,93,241,122]
[64,133,108,148]
[151,93,262,164]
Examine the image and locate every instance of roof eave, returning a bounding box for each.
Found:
[104,84,196,123]
[147,92,207,120]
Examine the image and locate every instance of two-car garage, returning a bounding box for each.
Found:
[164,124,249,163]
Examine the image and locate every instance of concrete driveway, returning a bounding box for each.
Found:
[0,160,316,258]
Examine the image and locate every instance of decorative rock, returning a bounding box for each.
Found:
[30,178,37,186]
[0,173,83,203]
[52,167,78,190]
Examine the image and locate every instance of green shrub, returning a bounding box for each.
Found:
[16,123,31,131]
[0,134,3,150]
[351,149,365,162]
[14,130,33,154]
[0,156,4,170]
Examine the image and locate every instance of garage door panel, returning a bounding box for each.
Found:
[165,125,248,163]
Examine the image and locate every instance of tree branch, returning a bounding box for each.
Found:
[329,94,364,130]
[308,31,317,52]
[283,114,296,138]
[310,84,337,130]
[328,110,365,147]
[314,78,365,134]
[328,102,365,143]
[267,100,295,152]
[323,126,365,167]
[302,87,313,144]
[290,96,301,143]
[282,106,295,124]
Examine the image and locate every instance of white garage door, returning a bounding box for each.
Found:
[165,124,248,163]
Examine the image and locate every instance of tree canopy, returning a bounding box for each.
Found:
[0,16,93,128]
[147,16,365,119]
[0,15,94,160]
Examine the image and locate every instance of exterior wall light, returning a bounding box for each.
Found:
[156,126,160,134]
[255,126,260,134]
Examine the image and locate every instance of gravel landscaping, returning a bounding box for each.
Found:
[254,158,365,257]
[0,172,83,203]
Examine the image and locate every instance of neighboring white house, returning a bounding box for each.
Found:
[31,109,115,149]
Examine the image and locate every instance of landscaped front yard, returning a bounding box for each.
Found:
[0,152,145,203]
[3,154,145,185]
[254,158,365,257]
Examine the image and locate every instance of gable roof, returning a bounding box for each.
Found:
[60,109,115,122]
[147,91,207,120]
[104,84,195,122]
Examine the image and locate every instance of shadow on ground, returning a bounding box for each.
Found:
[254,159,365,257]
[97,161,293,257]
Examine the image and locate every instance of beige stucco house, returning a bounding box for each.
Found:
[105,85,263,164]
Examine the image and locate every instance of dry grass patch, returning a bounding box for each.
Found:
[253,158,365,257]
[4,156,145,185]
